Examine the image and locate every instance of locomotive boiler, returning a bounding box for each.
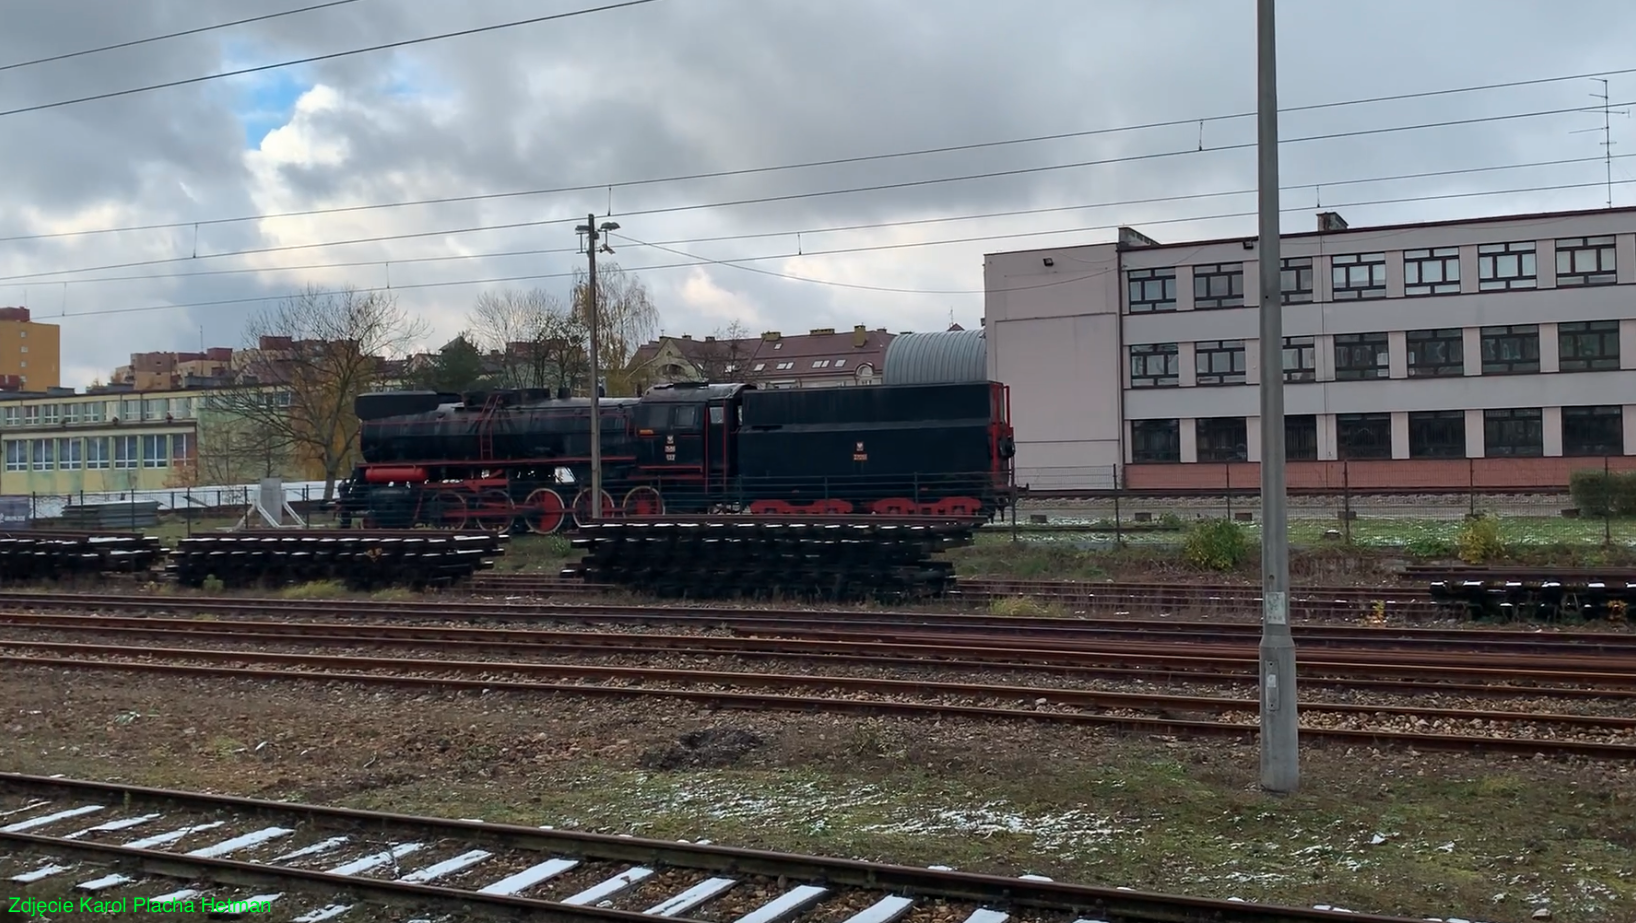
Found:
[337,379,1016,533]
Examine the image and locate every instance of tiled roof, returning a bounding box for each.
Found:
[628,326,896,381]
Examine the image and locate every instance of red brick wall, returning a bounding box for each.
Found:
[1124,456,1636,491]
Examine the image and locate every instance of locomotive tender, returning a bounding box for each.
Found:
[338,379,1016,533]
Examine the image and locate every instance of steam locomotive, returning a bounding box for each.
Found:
[336,380,1016,533]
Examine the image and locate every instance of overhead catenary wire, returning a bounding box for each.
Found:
[0,0,368,73]
[0,0,664,119]
[14,152,1636,290]
[5,100,1630,285]
[2,62,1634,245]
[23,173,1636,317]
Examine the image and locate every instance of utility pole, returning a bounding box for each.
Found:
[576,214,620,520]
[1256,0,1299,794]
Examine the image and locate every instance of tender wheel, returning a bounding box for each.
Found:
[572,487,616,527]
[622,486,664,517]
[525,488,566,534]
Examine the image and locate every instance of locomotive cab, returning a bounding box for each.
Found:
[632,382,752,502]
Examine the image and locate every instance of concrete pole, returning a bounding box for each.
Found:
[585,213,603,520]
[1256,0,1299,793]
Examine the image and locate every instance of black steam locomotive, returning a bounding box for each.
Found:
[336,380,1017,533]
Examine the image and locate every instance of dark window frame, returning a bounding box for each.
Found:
[1280,257,1314,304]
[1129,343,1180,388]
[1127,267,1179,313]
[1562,405,1624,457]
[1477,241,1537,291]
[1192,262,1245,309]
[1404,246,1461,296]
[1483,407,1544,457]
[1480,324,1540,374]
[1195,417,1248,463]
[1558,320,1620,372]
[1282,335,1316,383]
[1285,414,1318,461]
[1406,328,1465,378]
[1555,236,1617,287]
[1334,331,1389,380]
[1194,339,1247,386]
[1336,412,1392,459]
[1407,410,1466,459]
[1131,419,1180,463]
[1330,252,1387,300]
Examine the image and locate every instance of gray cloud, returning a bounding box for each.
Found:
[2,0,1635,388]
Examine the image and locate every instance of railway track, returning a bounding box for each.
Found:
[470,574,1448,620]
[6,639,1635,758]
[3,611,1635,699]
[3,591,1634,657]
[0,773,1425,923]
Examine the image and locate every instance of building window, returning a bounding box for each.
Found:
[171,433,194,464]
[1337,412,1392,459]
[1562,405,1624,457]
[1406,328,1465,378]
[1192,263,1244,309]
[1404,247,1461,296]
[1129,343,1179,388]
[1555,236,1616,286]
[1558,320,1620,371]
[1282,336,1316,382]
[1131,419,1180,462]
[30,439,52,471]
[56,438,81,471]
[3,441,23,472]
[141,434,168,468]
[1127,268,1178,313]
[2,407,15,427]
[1196,417,1248,462]
[86,437,109,470]
[1407,411,1466,458]
[1480,324,1539,374]
[1286,415,1318,461]
[1484,408,1544,457]
[1330,253,1387,300]
[1280,257,1314,304]
[1334,332,1388,380]
[113,435,138,469]
[1194,340,1246,386]
[42,404,58,425]
[1478,241,1537,290]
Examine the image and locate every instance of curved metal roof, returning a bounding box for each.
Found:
[882,328,987,385]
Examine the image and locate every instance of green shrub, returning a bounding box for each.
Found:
[1403,536,1456,559]
[1182,518,1252,571]
[1455,514,1506,564]
[1568,469,1636,517]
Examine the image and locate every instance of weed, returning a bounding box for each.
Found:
[201,575,225,593]
[988,596,1067,617]
[1181,518,1251,571]
[280,580,349,599]
[1455,514,1506,564]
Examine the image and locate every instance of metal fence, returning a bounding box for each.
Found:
[2,480,334,531]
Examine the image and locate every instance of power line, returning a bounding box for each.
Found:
[4,63,1634,244]
[0,0,368,73]
[26,174,1636,316]
[19,152,1635,289]
[0,0,663,119]
[6,100,1626,284]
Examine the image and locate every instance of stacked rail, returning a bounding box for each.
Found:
[167,529,509,591]
[1411,564,1636,622]
[0,530,164,583]
[563,516,979,602]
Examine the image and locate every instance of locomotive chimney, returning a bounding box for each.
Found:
[853,324,866,347]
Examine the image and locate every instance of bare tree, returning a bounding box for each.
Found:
[469,288,587,393]
[569,262,660,395]
[215,286,427,502]
[692,319,760,383]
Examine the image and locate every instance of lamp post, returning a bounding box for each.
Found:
[1256,0,1299,793]
[576,215,620,521]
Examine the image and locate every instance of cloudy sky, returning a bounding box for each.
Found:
[2,0,1634,389]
